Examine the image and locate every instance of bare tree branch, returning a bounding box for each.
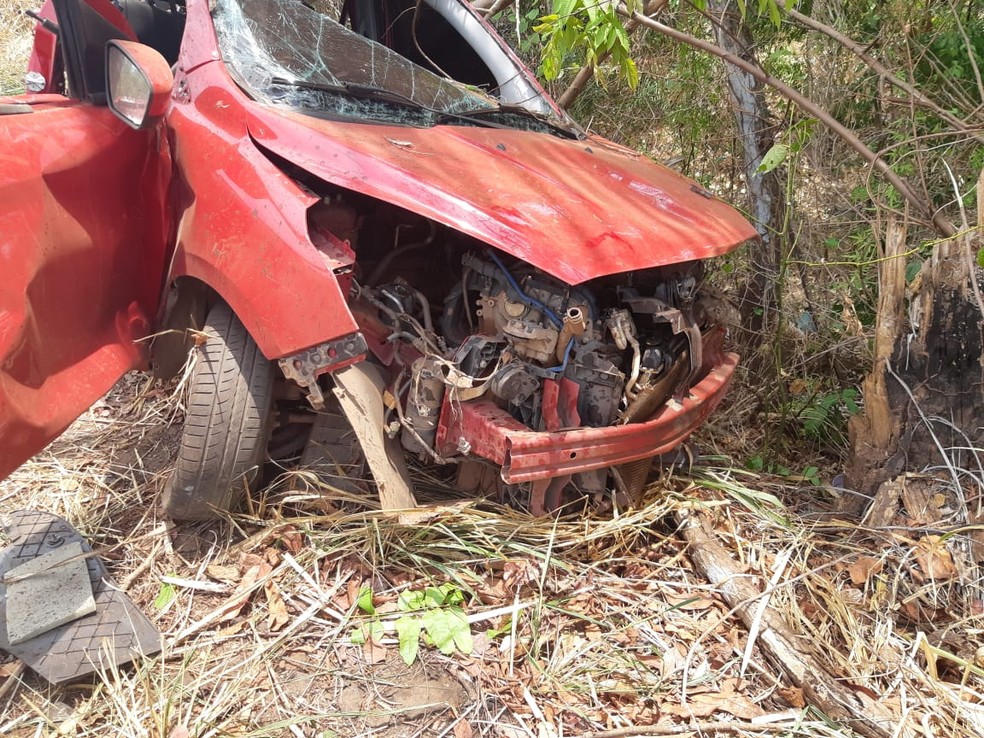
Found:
[618,6,958,239]
[781,5,984,145]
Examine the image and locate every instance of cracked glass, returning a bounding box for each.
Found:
[212,0,499,124]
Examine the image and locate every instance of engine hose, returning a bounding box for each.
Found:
[486,250,563,328]
[548,337,575,373]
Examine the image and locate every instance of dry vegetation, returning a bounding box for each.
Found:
[2,376,984,738]
[4,6,984,738]
[1,0,37,95]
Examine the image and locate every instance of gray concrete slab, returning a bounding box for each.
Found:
[5,541,96,645]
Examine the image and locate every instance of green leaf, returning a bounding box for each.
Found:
[350,626,367,644]
[622,57,638,89]
[423,586,447,608]
[757,143,789,174]
[398,589,426,612]
[421,611,456,655]
[154,581,176,611]
[447,610,473,654]
[767,0,781,27]
[368,620,385,644]
[555,0,576,19]
[977,247,984,269]
[395,616,421,665]
[357,586,375,615]
[906,259,923,283]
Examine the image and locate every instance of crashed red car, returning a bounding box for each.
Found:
[0,0,756,518]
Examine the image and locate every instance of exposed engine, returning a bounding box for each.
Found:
[292,191,725,510]
[360,250,708,455]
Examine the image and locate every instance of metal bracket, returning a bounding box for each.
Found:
[278,332,368,409]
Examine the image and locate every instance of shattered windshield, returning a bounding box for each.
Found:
[212,0,499,124]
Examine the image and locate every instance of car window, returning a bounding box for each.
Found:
[212,0,497,124]
[52,0,136,103]
[211,0,576,135]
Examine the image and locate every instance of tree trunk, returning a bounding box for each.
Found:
[706,0,784,352]
[848,173,984,503]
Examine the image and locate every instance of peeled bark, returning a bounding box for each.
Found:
[846,218,907,495]
[706,0,784,347]
[849,173,984,498]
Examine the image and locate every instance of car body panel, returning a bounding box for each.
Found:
[0,100,170,479]
[246,105,758,286]
[26,1,61,93]
[436,352,738,481]
[165,57,359,360]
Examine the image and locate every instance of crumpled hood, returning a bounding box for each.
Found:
[246,104,758,285]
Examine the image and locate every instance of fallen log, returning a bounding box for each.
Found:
[677,510,895,738]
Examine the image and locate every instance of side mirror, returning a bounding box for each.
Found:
[105,40,173,130]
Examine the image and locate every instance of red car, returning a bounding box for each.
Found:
[0,0,756,519]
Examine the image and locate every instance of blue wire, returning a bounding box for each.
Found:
[487,251,563,328]
[548,338,575,373]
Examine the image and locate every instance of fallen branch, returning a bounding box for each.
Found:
[676,510,896,738]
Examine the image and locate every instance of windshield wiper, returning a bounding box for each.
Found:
[448,104,583,139]
[270,76,413,102]
[269,77,576,135]
[271,76,514,129]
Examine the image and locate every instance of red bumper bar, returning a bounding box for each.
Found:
[435,352,738,483]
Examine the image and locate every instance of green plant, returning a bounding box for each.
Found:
[351,583,474,665]
[798,385,860,446]
[536,0,638,89]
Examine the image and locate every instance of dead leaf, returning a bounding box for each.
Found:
[0,662,22,677]
[659,642,687,679]
[219,560,272,622]
[665,680,764,720]
[216,621,245,637]
[264,580,290,631]
[848,556,883,586]
[346,578,363,610]
[240,552,265,569]
[788,378,809,396]
[777,686,805,708]
[362,639,388,664]
[168,728,190,738]
[206,564,241,583]
[453,719,475,738]
[913,535,956,581]
[278,526,304,554]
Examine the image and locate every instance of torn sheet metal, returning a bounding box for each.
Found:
[0,510,161,684]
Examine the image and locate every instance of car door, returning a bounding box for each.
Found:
[0,0,171,481]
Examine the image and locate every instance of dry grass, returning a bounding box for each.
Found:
[0,0,36,95]
[1,376,983,738]
[2,12,982,738]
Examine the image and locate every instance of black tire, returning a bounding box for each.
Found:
[164,303,274,521]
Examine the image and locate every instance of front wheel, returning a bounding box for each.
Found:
[163,303,274,521]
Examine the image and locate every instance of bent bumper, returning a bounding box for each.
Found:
[436,352,738,483]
